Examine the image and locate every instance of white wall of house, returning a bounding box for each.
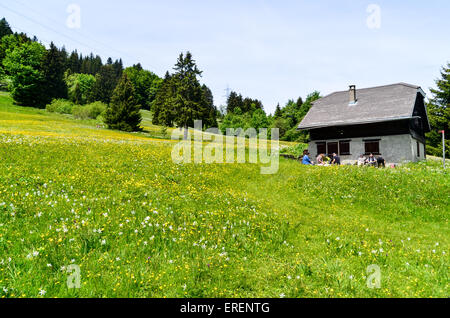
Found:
[308,134,426,164]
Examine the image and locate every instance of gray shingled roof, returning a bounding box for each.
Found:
[298,83,425,130]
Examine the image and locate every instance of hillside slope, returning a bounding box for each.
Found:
[0,93,448,298]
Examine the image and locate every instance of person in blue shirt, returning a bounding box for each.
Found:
[302,150,314,165]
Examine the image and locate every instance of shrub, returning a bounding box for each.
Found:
[72,101,107,120]
[280,143,308,158]
[45,99,74,114]
[427,142,450,159]
[0,77,11,92]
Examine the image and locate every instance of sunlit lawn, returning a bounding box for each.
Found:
[0,93,448,298]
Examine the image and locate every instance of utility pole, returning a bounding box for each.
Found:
[224,85,231,100]
[440,130,446,169]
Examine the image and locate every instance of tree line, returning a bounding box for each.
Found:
[0,17,448,152]
[0,18,217,132]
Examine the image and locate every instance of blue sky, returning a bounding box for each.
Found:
[1,0,449,114]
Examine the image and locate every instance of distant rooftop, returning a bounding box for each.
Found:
[298,83,425,130]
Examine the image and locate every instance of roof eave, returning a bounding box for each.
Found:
[297,116,416,131]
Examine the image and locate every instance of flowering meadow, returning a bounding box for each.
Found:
[0,93,449,298]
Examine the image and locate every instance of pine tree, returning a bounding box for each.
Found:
[274,103,282,118]
[41,42,67,103]
[113,58,123,79]
[426,62,450,157]
[68,50,81,73]
[0,18,13,40]
[430,62,450,107]
[226,91,243,114]
[104,73,142,132]
[90,64,118,104]
[152,72,176,126]
[171,52,205,136]
[296,97,304,109]
[201,84,217,127]
[91,55,103,74]
[81,56,90,74]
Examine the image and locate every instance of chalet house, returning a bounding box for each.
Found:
[297,83,431,164]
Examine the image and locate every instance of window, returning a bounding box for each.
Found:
[316,142,326,156]
[364,140,380,155]
[417,141,420,157]
[327,142,338,156]
[339,141,351,155]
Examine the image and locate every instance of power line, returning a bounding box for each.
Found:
[12,0,139,63]
[0,2,138,64]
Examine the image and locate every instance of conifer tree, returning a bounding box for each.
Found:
[152,72,175,126]
[201,84,217,127]
[68,50,81,73]
[90,64,118,104]
[226,91,243,114]
[0,18,12,40]
[274,103,282,118]
[104,73,142,132]
[171,52,205,137]
[41,42,68,103]
[113,58,123,79]
[427,62,450,157]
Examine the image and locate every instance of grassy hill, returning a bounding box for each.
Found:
[0,93,448,298]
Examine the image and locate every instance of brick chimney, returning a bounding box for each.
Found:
[349,85,357,104]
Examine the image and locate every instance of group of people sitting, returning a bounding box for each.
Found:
[357,153,386,167]
[301,150,386,167]
[301,150,341,166]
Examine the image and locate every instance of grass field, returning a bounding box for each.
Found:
[0,93,448,298]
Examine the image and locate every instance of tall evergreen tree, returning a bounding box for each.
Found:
[80,56,90,74]
[113,58,123,79]
[152,72,175,126]
[91,55,103,74]
[296,97,304,110]
[171,52,205,136]
[90,64,118,104]
[201,84,218,127]
[226,91,243,114]
[68,50,81,73]
[274,103,282,118]
[427,62,450,158]
[104,73,142,132]
[41,42,68,103]
[0,18,12,40]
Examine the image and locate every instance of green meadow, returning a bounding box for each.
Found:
[0,92,448,298]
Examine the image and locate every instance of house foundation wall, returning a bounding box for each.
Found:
[308,134,426,165]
